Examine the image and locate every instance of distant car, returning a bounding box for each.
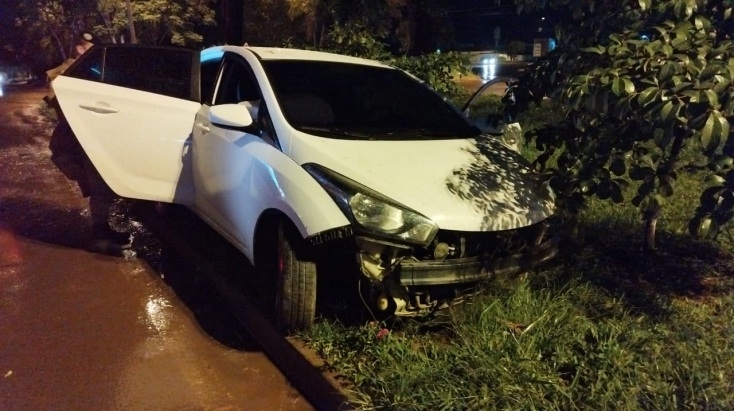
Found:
[0,63,37,97]
[0,64,35,86]
[52,44,558,330]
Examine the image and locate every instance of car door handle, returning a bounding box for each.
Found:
[79,104,119,114]
[196,123,210,133]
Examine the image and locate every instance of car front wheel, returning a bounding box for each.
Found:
[275,221,317,331]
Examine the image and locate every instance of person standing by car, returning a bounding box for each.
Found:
[45,33,131,254]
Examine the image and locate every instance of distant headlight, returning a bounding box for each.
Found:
[304,163,439,246]
[0,72,7,83]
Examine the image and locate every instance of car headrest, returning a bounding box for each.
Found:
[280,93,334,126]
[238,99,260,120]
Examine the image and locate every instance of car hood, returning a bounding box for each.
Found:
[288,133,555,232]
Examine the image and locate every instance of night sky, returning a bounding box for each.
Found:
[447,1,557,49]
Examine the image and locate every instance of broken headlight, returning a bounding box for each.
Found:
[304,163,438,246]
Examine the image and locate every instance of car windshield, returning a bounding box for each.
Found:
[261,60,480,140]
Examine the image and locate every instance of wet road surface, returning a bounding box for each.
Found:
[0,87,327,410]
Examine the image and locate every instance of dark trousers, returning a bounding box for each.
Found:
[49,119,119,234]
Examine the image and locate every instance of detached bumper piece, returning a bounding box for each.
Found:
[397,236,559,286]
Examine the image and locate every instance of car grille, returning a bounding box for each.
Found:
[415,220,551,262]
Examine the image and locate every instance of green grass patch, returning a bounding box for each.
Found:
[303,236,734,410]
[300,95,734,410]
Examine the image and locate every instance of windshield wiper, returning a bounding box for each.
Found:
[387,128,478,139]
[298,126,373,139]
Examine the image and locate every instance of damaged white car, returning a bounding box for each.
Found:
[52,44,558,330]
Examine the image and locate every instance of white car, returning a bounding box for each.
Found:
[52,44,558,330]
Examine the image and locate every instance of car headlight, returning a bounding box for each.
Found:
[304,163,439,246]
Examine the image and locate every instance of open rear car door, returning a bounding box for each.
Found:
[52,45,206,204]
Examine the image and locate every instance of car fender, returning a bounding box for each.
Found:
[190,130,350,264]
[245,147,351,263]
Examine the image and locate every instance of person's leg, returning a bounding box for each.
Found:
[83,157,131,252]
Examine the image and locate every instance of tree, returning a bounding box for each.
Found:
[283,0,452,54]
[285,0,333,47]
[14,0,215,69]
[506,40,525,61]
[125,0,137,43]
[95,0,215,45]
[15,0,97,65]
[509,0,734,250]
[243,0,302,46]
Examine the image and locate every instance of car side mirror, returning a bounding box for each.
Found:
[477,117,524,153]
[209,104,254,129]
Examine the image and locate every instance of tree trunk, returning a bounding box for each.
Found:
[126,0,138,44]
[644,209,659,251]
[100,12,117,43]
[49,29,66,60]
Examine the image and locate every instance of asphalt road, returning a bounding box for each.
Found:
[0,86,326,411]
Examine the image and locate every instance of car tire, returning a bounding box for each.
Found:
[275,221,317,331]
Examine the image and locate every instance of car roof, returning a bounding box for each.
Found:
[210,45,390,68]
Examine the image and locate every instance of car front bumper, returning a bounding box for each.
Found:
[397,235,560,286]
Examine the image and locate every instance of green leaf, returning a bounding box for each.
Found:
[662,44,674,57]
[672,54,691,65]
[659,101,676,124]
[638,87,658,106]
[611,181,624,203]
[638,180,655,196]
[612,77,623,96]
[623,78,635,94]
[704,89,720,109]
[701,110,729,151]
[658,61,677,81]
[653,128,672,148]
[689,216,716,238]
[694,16,705,30]
[632,194,644,207]
[706,174,727,186]
[682,90,703,103]
[610,155,627,176]
[630,165,653,181]
[700,63,721,81]
[658,181,674,197]
[582,46,605,54]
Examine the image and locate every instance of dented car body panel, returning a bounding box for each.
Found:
[53,44,558,319]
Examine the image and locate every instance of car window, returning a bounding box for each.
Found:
[64,46,104,82]
[212,56,279,146]
[200,59,221,105]
[214,58,261,105]
[102,47,195,100]
[262,60,480,140]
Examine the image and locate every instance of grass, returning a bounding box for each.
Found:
[303,219,734,409]
[299,90,734,410]
[304,252,734,410]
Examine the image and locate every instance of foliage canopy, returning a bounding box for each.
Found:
[512,0,734,248]
[14,0,215,67]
